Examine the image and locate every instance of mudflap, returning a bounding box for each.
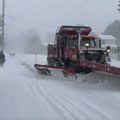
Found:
[62,69,72,77]
[62,68,77,79]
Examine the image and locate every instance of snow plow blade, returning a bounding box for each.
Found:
[34,64,76,76]
[34,60,120,80]
[77,59,120,76]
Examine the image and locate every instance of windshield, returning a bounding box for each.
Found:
[80,38,96,47]
[69,39,77,48]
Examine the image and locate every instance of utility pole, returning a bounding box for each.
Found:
[117,0,120,60]
[1,0,5,51]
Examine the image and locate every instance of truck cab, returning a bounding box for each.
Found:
[47,25,110,66]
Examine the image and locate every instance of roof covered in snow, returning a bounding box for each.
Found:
[102,44,117,47]
[89,32,117,41]
[98,35,116,40]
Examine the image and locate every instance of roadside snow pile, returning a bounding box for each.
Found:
[0,53,120,120]
[111,59,120,67]
[16,53,120,88]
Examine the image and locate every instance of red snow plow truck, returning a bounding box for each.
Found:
[34,25,120,77]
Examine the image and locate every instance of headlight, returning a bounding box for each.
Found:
[107,49,110,52]
[106,46,111,52]
[85,43,89,47]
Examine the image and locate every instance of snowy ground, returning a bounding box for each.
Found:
[0,53,120,120]
[111,59,120,67]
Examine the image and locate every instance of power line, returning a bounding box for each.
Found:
[6,14,57,28]
[6,16,40,28]
[5,15,56,34]
[5,24,23,32]
[5,23,54,35]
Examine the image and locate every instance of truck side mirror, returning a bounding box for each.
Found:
[106,46,111,52]
[99,39,101,48]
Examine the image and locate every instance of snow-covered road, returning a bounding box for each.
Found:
[0,53,120,120]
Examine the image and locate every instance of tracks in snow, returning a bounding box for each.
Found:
[34,80,113,120]
[20,61,120,120]
[21,61,120,89]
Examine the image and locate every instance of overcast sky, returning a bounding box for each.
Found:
[0,0,120,37]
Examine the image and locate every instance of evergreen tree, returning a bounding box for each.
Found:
[103,20,120,39]
[118,0,120,12]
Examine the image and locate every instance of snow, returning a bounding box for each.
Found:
[0,53,120,120]
[102,44,117,47]
[111,59,120,67]
[98,35,116,40]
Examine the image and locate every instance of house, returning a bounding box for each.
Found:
[89,32,118,59]
[97,35,118,59]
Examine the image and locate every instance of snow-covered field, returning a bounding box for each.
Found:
[0,53,120,120]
